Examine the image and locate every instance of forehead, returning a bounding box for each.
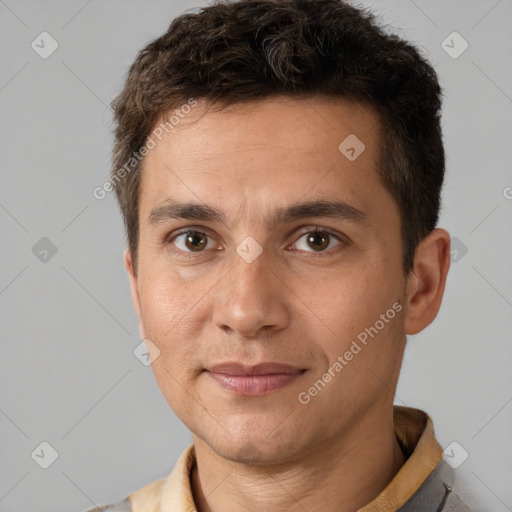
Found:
[150,96,379,164]
[138,96,393,225]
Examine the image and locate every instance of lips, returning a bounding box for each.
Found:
[205,362,306,395]
[207,362,304,375]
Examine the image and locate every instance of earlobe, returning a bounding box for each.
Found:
[124,248,146,339]
[403,228,451,335]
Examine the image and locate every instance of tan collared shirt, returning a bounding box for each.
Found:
[88,406,470,511]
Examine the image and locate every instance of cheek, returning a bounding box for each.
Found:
[140,276,208,414]
[140,283,182,336]
[305,267,381,336]
[304,260,403,363]
[138,273,207,367]
[139,262,201,328]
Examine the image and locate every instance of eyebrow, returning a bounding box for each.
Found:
[148,198,369,230]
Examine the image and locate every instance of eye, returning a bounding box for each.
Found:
[292,229,343,253]
[170,230,217,253]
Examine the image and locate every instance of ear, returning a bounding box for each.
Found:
[124,248,146,340]
[403,228,451,335]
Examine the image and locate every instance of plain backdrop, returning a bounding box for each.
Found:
[0,0,511,510]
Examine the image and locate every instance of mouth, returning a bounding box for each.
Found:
[204,362,307,396]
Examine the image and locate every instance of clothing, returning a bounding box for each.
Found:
[85,406,470,511]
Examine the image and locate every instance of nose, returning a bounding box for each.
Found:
[212,253,291,339]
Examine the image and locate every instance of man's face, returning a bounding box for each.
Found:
[127,97,410,464]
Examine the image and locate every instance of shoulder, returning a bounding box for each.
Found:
[84,497,132,512]
[81,446,194,512]
[442,489,472,511]
[83,476,166,512]
[398,458,473,511]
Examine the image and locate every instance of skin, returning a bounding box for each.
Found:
[125,96,451,512]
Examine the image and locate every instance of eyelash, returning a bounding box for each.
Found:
[166,226,347,259]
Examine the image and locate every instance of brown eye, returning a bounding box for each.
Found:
[171,230,213,253]
[293,229,342,253]
[184,231,208,251]
[306,231,330,251]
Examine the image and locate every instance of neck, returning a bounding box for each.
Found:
[191,405,406,512]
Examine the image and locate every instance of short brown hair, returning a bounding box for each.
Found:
[110,0,444,274]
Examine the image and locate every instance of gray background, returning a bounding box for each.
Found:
[0,0,511,510]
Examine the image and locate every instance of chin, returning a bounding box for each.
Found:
[206,431,306,466]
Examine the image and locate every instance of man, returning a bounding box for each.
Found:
[88,0,470,510]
